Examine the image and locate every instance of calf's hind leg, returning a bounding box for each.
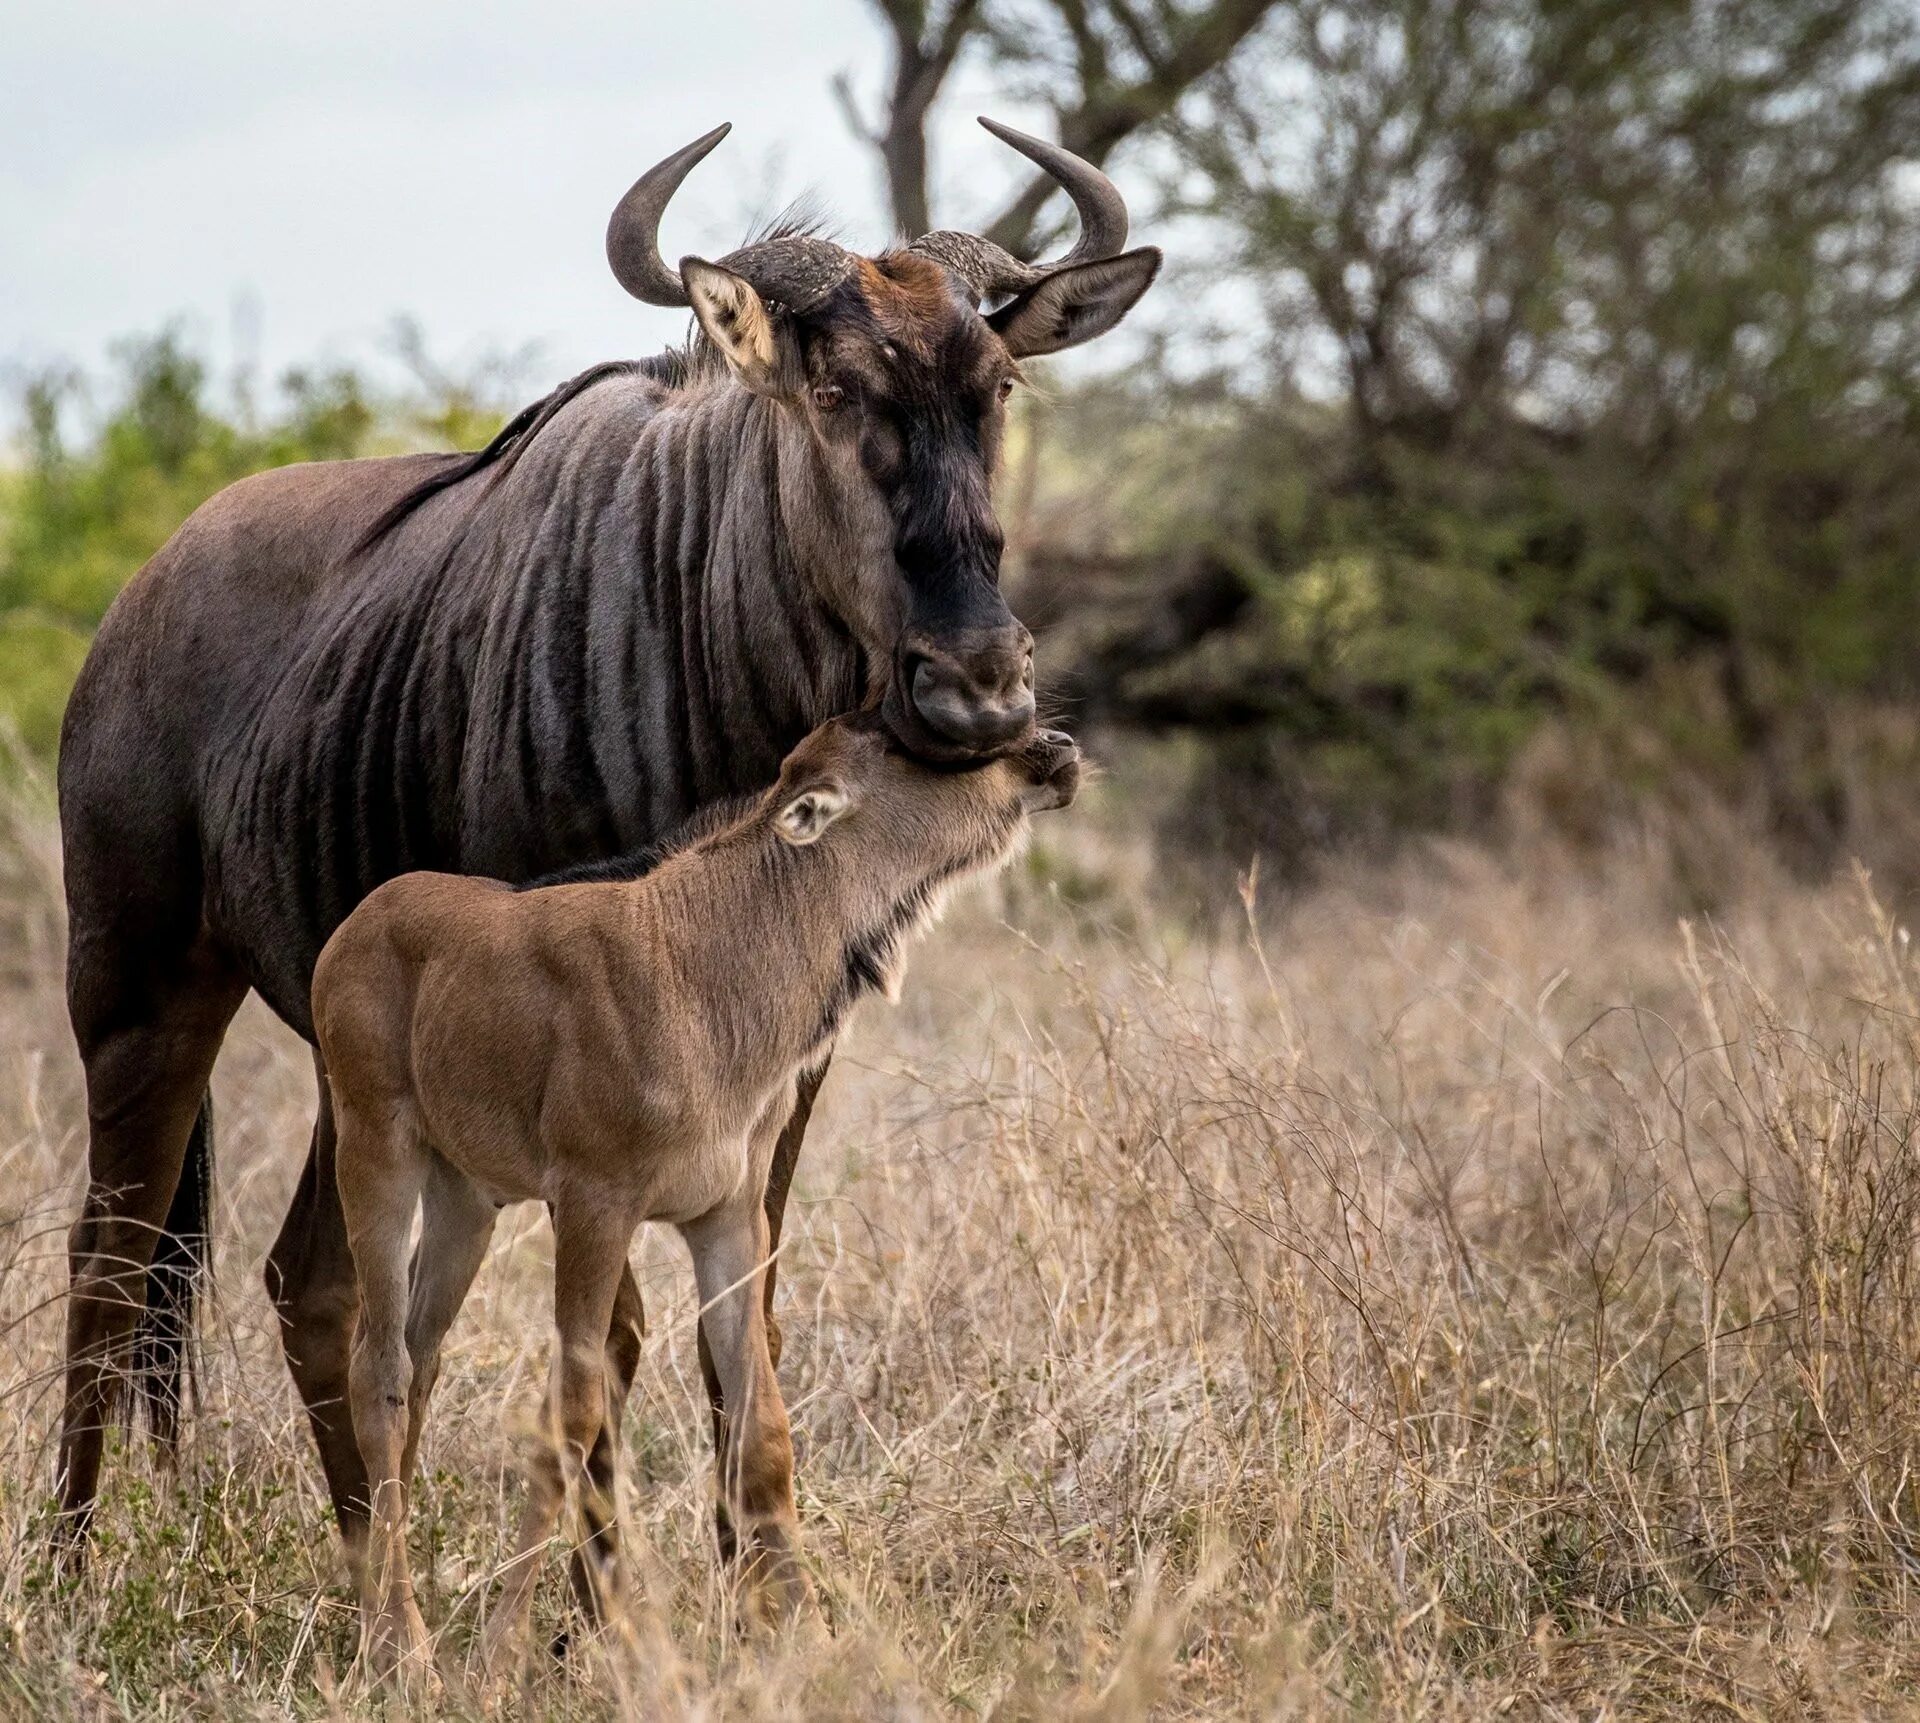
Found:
[397,1159,499,1488]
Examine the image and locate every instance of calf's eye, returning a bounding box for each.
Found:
[997,377,1016,402]
[812,384,846,412]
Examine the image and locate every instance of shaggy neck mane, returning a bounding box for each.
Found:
[354,213,839,555]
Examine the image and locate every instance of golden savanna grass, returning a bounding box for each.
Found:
[7,755,1920,1718]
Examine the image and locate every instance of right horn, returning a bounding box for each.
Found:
[909,117,1131,304]
[606,122,732,308]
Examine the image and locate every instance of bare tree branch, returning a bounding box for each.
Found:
[982,0,1280,257]
[842,0,988,237]
[842,0,1283,252]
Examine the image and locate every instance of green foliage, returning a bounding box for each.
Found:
[0,327,505,765]
[1,329,377,631]
[0,612,90,761]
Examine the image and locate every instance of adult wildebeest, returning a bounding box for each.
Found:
[314,715,1081,1675]
[54,117,1158,1592]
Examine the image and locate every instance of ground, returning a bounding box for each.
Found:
[5,764,1920,1720]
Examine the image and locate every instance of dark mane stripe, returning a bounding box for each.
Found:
[349,358,661,556]
[513,787,761,890]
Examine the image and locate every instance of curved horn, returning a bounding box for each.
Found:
[910,117,1131,303]
[977,117,1128,267]
[606,122,731,307]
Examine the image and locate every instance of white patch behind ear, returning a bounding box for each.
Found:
[774,782,850,845]
[987,247,1162,358]
[681,257,781,391]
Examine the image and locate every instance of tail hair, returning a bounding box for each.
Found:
[130,1093,214,1448]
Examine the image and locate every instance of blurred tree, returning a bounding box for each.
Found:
[836,0,987,237]
[1029,0,1920,864]
[386,315,540,454]
[0,329,379,631]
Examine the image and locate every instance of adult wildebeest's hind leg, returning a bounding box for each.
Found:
[264,1053,375,1575]
[58,923,246,1549]
[696,1059,824,1563]
[480,1194,635,1677]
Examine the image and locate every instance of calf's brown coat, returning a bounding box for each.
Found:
[311,714,1080,1674]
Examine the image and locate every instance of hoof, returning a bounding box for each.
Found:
[739,1529,814,1631]
[358,1600,437,1695]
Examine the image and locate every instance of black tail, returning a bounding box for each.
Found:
[131,1093,214,1449]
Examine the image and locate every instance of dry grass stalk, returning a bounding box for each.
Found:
[7,772,1920,1717]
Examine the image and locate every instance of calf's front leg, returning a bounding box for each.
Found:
[566,1260,646,1636]
[682,1199,809,1622]
[480,1196,634,1676]
[698,1061,824,1564]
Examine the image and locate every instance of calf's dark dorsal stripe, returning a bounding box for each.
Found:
[516,789,760,891]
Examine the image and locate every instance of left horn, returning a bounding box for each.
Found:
[606,123,731,307]
[909,117,1131,303]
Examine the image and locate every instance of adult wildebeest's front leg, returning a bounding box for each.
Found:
[264,1053,374,1573]
[695,1059,824,1564]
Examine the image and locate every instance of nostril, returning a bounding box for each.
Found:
[977,654,1032,703]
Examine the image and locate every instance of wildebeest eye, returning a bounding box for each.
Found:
[812,384,846,412]
[997,376,1016,403]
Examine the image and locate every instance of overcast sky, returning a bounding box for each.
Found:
[1,1,1125,410]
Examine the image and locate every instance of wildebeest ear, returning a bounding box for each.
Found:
[774,780,852,845]
[987,247,1162,358]
[681,257,784,394]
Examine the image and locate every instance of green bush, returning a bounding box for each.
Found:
[0,326,501,764]
[0,612,91,761]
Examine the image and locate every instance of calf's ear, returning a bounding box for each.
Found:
[682,257,786,394]
[987,247,1162,357]
[775,781,852,845]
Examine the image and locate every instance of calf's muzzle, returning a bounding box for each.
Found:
[1017,728,1082,811]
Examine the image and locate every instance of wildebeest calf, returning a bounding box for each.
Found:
[311,712,1081,1677]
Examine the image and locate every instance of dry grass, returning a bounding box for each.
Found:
[8,768,1920,1719]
